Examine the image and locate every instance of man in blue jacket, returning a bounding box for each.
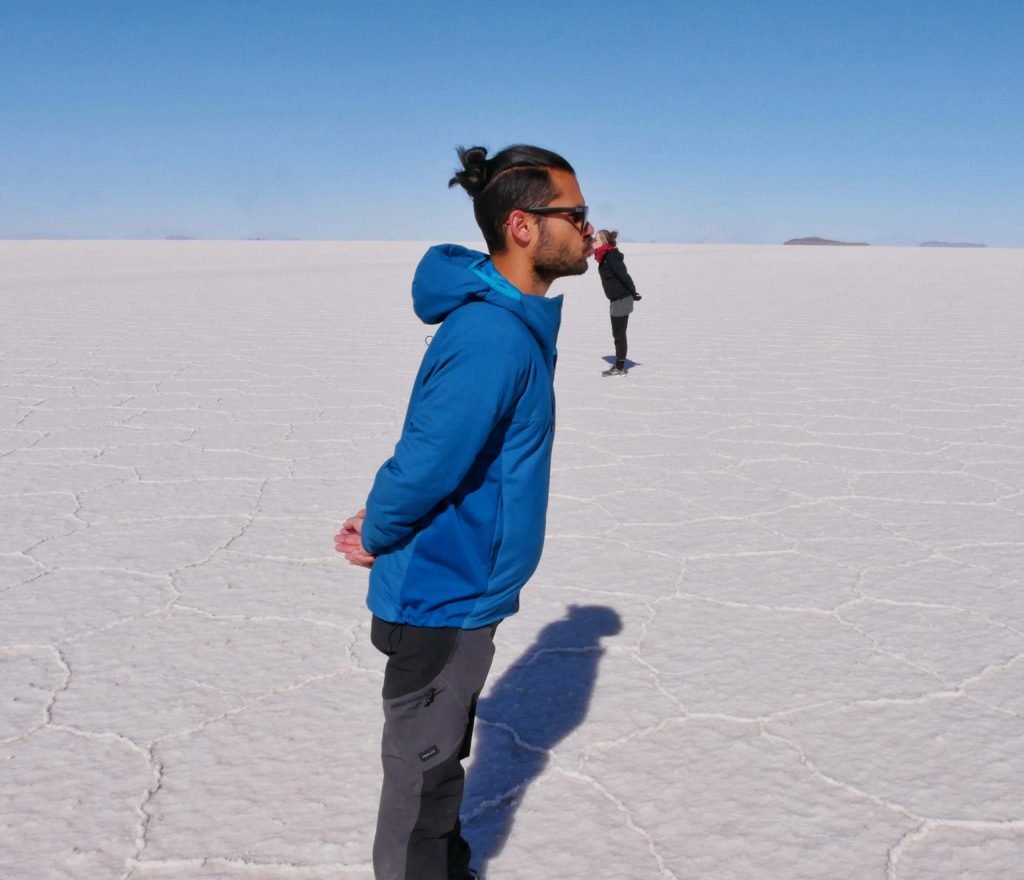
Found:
[335,144,593,880]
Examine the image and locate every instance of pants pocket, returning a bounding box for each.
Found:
[382,677,469,770]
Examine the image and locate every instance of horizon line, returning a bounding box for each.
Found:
[0,235,1005,249]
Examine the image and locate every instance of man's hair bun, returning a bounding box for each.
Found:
[448,146,491,196]
[446,143,575,252]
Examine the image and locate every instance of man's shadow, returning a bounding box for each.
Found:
[462,605,622,871]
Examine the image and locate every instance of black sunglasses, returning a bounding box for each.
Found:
[522,205,590,232]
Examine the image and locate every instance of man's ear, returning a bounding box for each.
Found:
[504,209,534,247]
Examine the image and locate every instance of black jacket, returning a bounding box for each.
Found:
[598,248,637,301]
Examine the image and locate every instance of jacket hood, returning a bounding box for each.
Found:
[412,244,563,356]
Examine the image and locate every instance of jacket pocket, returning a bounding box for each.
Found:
[488,488,505,574]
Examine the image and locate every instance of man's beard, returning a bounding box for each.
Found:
[533,222,590,283]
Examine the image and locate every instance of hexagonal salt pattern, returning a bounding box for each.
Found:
[2,241,1022,879]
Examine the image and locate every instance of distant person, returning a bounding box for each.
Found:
[594,228,641,376]
[334,143,593,880]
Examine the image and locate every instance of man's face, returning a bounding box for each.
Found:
[531,169,594,283]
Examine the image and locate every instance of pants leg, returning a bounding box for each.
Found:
[371,617,496,880]
[611,314,629,367]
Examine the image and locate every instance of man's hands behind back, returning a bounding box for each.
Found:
[334,508,375,568]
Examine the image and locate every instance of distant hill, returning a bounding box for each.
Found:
[784,236,869,246]
[920,241,986,248]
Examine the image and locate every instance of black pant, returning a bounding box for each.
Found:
[371,616,497,880]
[611,314,629,365]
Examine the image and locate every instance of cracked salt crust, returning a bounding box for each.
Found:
[0,553,48,591]
[3,569,174,643]
[29,515,253,574]
[0,728,154,879]
[145,675,380,866]
[585,718,919,880]
[79,480,265,524]
[769,698,1024,820]
[172,552,355,625]
[54,611,349,743]
[893,825,1024,880]
[0,646,67,739]
[1,241,1023,879]
[0,493,82,554]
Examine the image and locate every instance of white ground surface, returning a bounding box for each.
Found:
[2,240,1023,880]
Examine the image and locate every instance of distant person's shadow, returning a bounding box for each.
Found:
[602,355,642,372]
[462,605,622,871]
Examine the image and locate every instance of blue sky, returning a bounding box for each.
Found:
[2,0,1022,245]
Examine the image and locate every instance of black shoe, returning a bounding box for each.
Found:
[602,366,628,376]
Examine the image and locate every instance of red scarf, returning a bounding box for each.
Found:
[593,244,615,263]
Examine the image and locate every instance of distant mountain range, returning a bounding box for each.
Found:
[0,232,299,241]
[784,236,869,246]
[784,237,989,248]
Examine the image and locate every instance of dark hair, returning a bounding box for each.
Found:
[598,229,618,247]
[449,144,576,253]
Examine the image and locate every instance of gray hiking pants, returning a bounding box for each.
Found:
[371,616,497,880]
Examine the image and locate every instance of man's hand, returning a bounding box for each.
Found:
[334,508,376,569]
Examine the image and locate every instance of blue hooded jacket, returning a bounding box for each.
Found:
[361,244,563,628]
